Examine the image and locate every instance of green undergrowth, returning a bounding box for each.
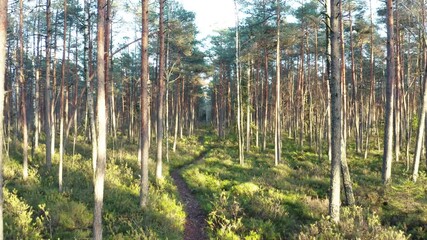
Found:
[3,133,204,239]
[182,139,326,239]
[182,135,422,239]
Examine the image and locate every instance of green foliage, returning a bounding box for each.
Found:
[3,133,203,239]
[181,139,319,239]
[207,191,244,239]
[181,133,427,239]
[298,206,409,240]
[4,188,43,239]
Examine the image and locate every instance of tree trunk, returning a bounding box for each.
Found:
[329,0,342,223]
[349,7,360,154]
[19,0,29,181]
[246,60,251,152]
[45,0,53,168]
[412,40,427,182]
[59,0,67,193]
[93,0,107,238]
[34,7,41,149]
[235,0,244,165]
[173,79,179,151]
[140,0,149,208]
[262,52,269,151]
[382,0,395,185]
[72,29,79,155]
[0,0,8,237]
[156,0,166,179]
[274,0,281,166]
[85,0,97,174]
[364,0,375,160]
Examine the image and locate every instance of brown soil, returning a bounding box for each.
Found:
[171,150,209,240]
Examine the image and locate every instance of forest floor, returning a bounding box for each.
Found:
[171,148,209,240]
[179,134,427,239]
[1,130,427,239]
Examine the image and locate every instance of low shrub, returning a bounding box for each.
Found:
[298,206,409,240]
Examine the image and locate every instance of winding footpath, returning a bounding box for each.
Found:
[171,149,210,240]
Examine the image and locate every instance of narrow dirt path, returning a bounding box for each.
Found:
[171,149,210,240]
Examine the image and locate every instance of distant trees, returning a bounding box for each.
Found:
[4,0,427,235]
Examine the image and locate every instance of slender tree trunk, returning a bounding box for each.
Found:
[329,0,342,223]
[262,52,269,151]
[173,79,179,151]
[383,0,395,185]
[235,0,244,165]
[412,40,427,182]
[246,60,251,152]
[364,0,375,159]
[59,0,67,193]
[349,7,360,154]
[394,0,401,163]
[156,0,166,179]
[85,0,97,174]
[45,0,53,168]
[93,0,107,238]
[0,0,8,237]
[140,0,149,208]
[51,11,59,162]
[324,0,332,163]
[19,0,29,181]
[72,29,79,155]
[255,62,260,148]
[104,0,110,133]
[274,0,281,166]
[34,8,41,149]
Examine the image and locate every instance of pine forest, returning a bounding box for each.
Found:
[0,0,426,239]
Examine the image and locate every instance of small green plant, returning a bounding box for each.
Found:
[4,188,44,239]
[207,191,244,239]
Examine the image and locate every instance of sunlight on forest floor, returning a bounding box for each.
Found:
[2,131,427,239]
